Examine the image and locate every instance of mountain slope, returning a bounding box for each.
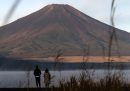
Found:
[0,4,130,58]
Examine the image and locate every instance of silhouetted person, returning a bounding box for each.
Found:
[34,65,41,88]
[44,68,51,88]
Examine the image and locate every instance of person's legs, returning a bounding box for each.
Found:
[47,83,49,88]
[35,77,38,87]
[37,77,41,88]
[45,83,47,88]
[45,83,49,88]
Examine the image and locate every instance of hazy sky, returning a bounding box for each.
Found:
[0,0,130,32]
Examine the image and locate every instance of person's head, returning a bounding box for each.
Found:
[36,65,38,69]
[45,68,49,73]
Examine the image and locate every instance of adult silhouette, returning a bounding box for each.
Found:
[44,68,51,88]
[34,65,41,88]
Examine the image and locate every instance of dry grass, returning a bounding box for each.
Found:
[55,71,130,91]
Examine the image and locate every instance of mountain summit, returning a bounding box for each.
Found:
[0,4,130,58]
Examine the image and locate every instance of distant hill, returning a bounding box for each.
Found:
[0,4,130,59]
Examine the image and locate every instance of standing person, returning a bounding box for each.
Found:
[44,68,51,88]
[34,65,41,88]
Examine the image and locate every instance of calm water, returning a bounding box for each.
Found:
[0,70,130,88]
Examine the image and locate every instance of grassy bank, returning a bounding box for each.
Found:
[53,71,130,91]
[2,71,129,91]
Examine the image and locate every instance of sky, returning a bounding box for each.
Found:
[0,0,130,32]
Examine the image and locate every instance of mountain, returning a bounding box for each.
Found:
[0,4,130,59]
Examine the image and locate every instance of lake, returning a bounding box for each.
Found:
[0,70,130,88]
